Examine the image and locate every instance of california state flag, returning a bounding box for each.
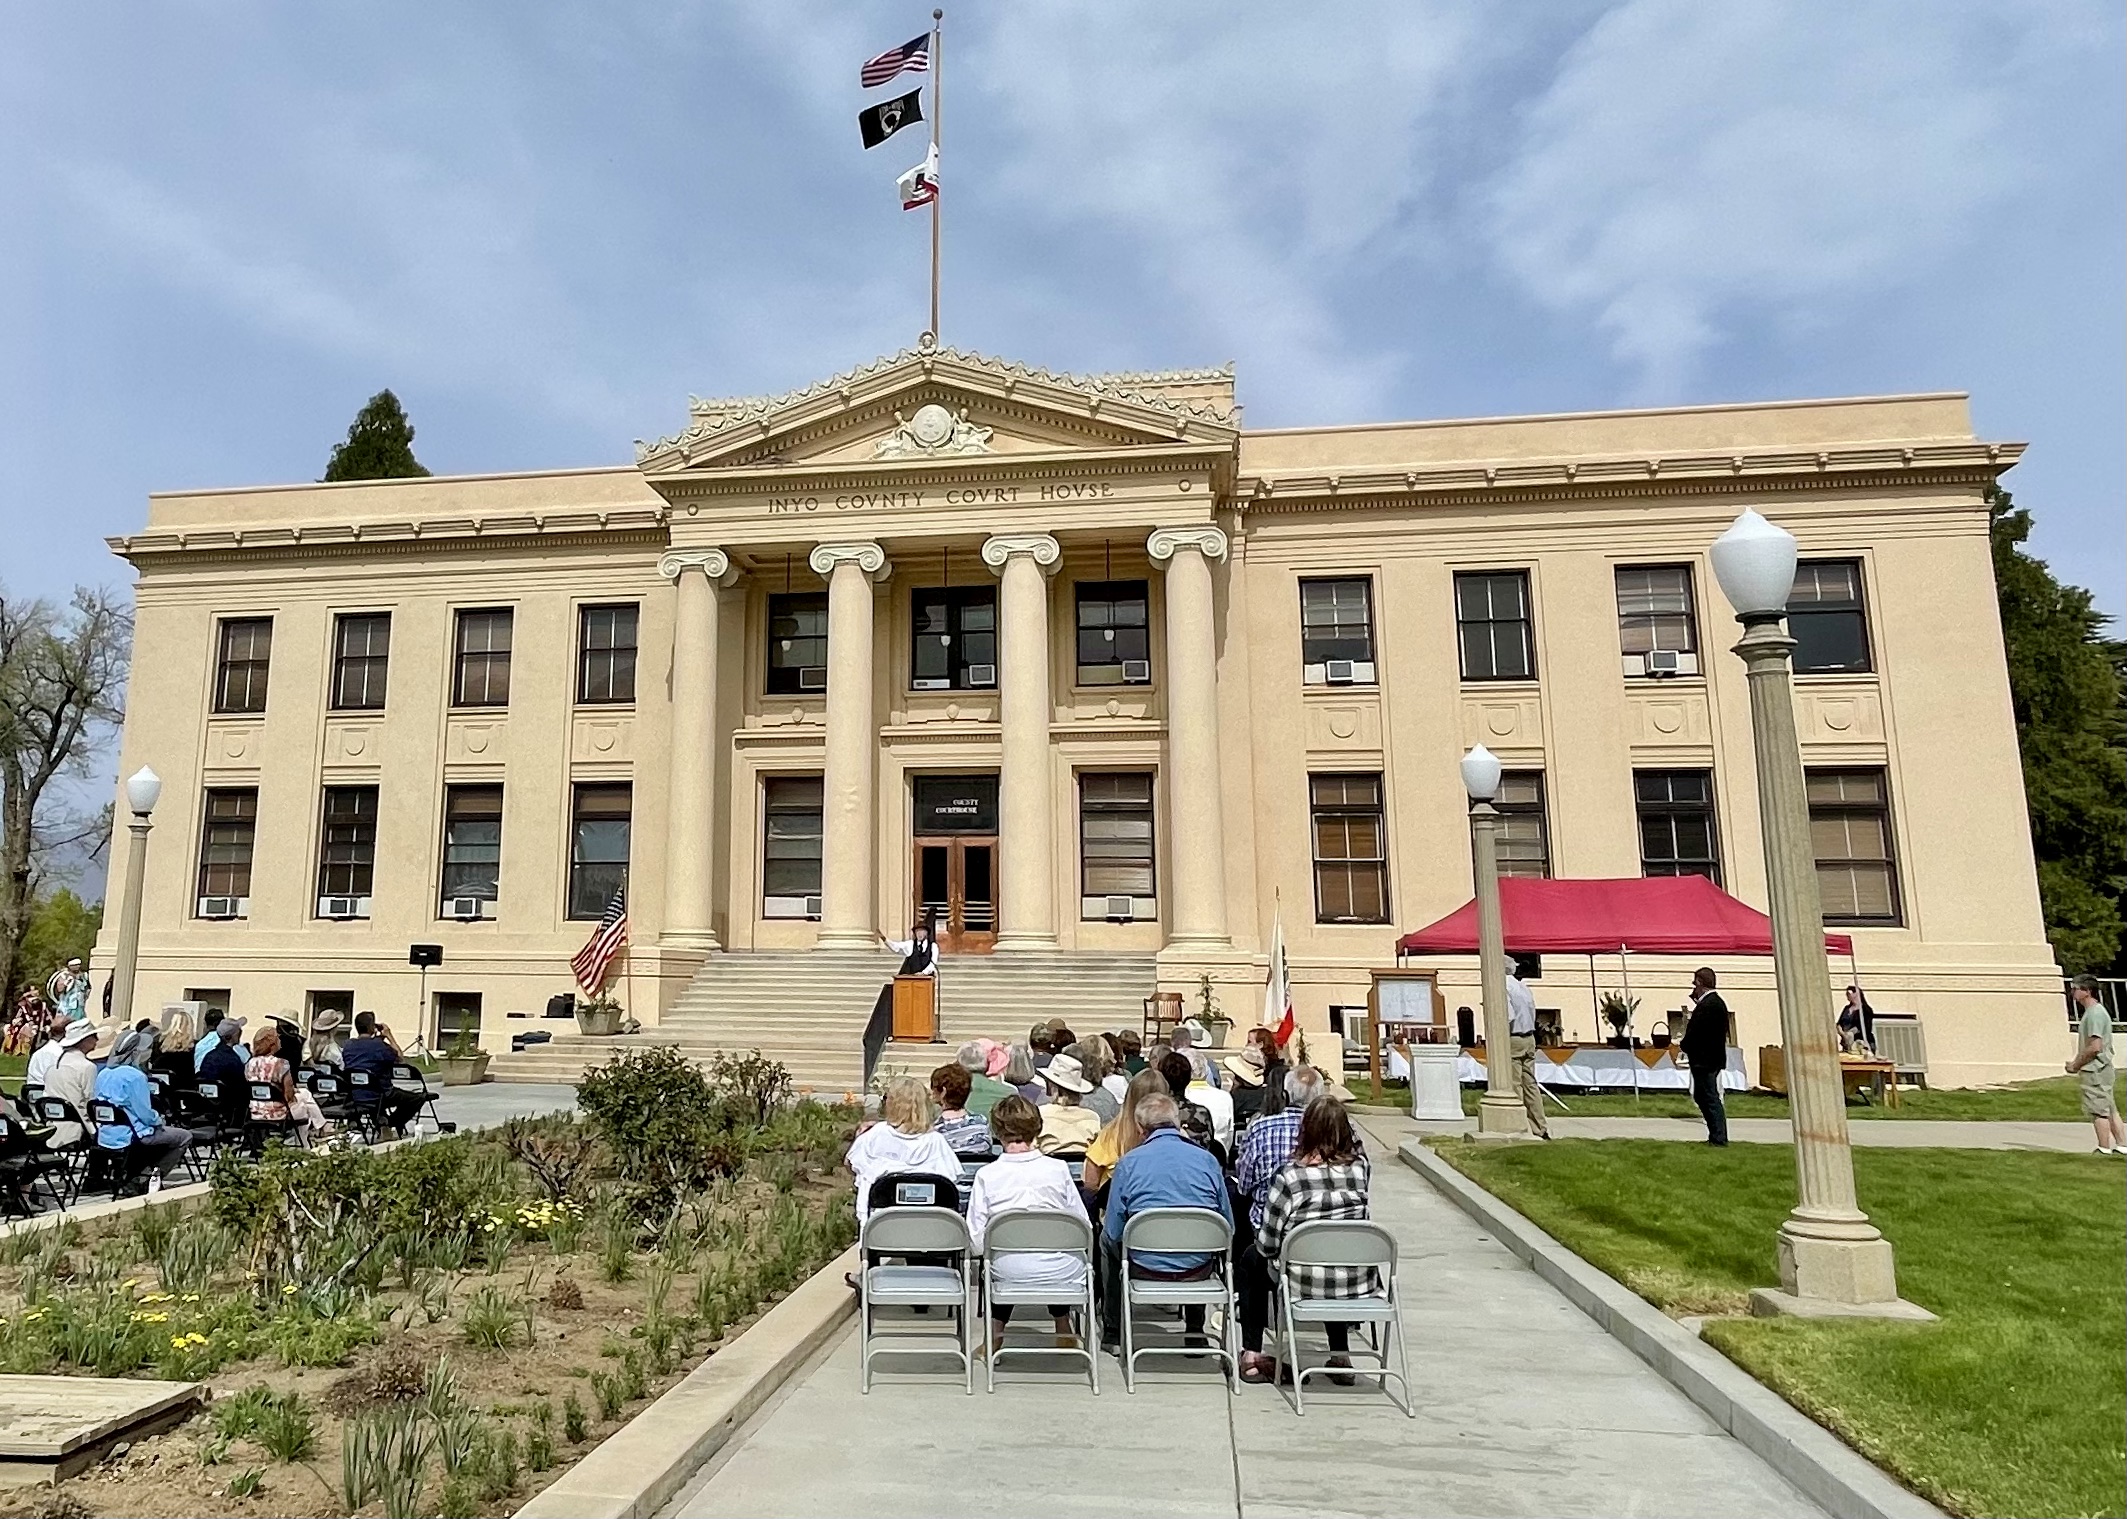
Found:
[1262,907,1296,1050]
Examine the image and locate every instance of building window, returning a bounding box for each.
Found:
[1789,559,1872,674]
[1808,768,1902,924]
[440,785,503,911]
[331,613,391,711]
[1300,578,1376,684]
[577,604,639,704]
[316,786,379,911]
[1455,571,1535,681]
[1075,580,1151,686]
[195,788,256,912]
[1615,565,1699,676]
[452,608,513,707]
[568,783,632,920]
[762,776,824,919]
[911,587,997,690]
[1635,770,1721,882]
[1310,773,1389,924]
[433,991,482,1049]
[213,617,273,715]
[184,989,234,1024]
[1496,771,1551,878]
[767,592,830,694]
[1080,772,1156,917]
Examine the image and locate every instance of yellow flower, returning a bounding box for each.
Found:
[123,1278,140,1290]
[282,1284,298,1295]
[171,1336,188,1350]
[181,1294,201,1304]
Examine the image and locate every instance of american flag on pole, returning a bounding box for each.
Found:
[571,885,629,995]
[860,32,930,88]
[1262,905,1296,1052]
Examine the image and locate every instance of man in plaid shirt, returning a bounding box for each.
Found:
[1234,1065,1327,1232]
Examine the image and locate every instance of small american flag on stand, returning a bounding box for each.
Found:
[860,32,931,88]
[572,885,629,995]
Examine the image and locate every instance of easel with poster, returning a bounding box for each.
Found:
[1366,969,1446,1095]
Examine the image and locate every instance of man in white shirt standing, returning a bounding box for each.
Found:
[1504,958,1550,1139]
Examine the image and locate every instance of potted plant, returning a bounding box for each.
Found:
[1599,991,1640,1048]
[576,994,624,1038]
[438,1026,492,1086]
[1196,974,1234,1049]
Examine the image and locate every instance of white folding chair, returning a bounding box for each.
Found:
[982,1209,1098,1393]
[1119,1207,1236,1393]
[858,1205,975,1394]
[1273,1220,1414,1417]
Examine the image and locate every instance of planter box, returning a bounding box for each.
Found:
[576,1006,623,1037]
[439,1052,491,1086]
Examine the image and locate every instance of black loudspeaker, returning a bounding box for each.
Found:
[408,943,444,968]
[545,993,577,1020]
[1456,1007,1477,1048]
[1514,953,1542,980]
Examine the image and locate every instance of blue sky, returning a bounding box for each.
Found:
[2,3,2120,764]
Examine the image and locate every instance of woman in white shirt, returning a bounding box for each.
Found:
[846,1076,963,1224]
[965,1095,1092,1353]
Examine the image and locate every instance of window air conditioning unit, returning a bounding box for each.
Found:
[197,896,245,920]
[1324,659,1357,685]
[447,897,495,921]
[966,663,996,687]
[912,677,951,691]
[1104,895,1135,921]
[797,666,828,691]
[1646,649,1682,676]
[1121,659,1152,684]
[318,895,371,920]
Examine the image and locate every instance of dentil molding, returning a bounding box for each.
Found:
[1146,525,1229,564]
[808,541,892,582]
[978,533,1062,576]
[657,548,738,585]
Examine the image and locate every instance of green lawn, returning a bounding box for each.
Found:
[1354,1073,2109,1122]
[1431,1138,2126,1519]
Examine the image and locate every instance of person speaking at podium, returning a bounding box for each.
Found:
[864,917,939,1086]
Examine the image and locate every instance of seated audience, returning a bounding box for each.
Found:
[197,1019,250,1106]
[193,1015,249,1072]
[1099,1091,1234,1350]
[1238,1096,1374,1385]
[1000,1044,1046,1106]
[24,1015,72,1090]
[1158,1051,1227,1165]
[94,1052,193,1189]
[246,1025,328,1141]
[1115,1027,1146,1075]
[1046,1020,1076,1058]
[340,1012,427,1135]
[955,1041,1013,1119]
[1068,1040,1120,1124]
[1225,1045,1271,1124]
[847,1076,962,1223]
[930,1063,995,1158]
[1186,1052,1236,1149]
[1234,1065,1326,1233]
[305,1009,348,1070]
[965,1094,1091,1352]
[1097,1034,1131,1099]
[108,1020,158,1071]
[43,1021,102,1148]
[150,1009,198,1091]
[1035,1054,1102,1155]
[1079,1067,1170,1194]
[1027,1023,1056,1070]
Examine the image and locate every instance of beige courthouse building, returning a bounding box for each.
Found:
[96,347,2066,1088]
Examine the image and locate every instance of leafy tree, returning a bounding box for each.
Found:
[0,587,131,1001]
[1989,487,2127,972]
[323,389,432,482]
[18,887,101,993]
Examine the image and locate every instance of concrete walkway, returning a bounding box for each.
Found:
[665,1120,1824,1519]
[1372,1112,2101,1152]
[433,1080,577,1130]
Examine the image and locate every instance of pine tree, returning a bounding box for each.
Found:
[1989,486,2127,972]
[323,389,432,481]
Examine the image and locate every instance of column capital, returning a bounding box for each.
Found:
[979,533,1062,576]
[657,548,738,585]
[808,541,892,582]
[1147,525,1229,564]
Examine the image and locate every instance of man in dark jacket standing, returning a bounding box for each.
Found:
[1679,967,1731,1146]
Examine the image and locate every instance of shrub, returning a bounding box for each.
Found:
[705,1048,795,1127]
[577,1047,751,1211]
[225,1468,264,1499]
[461,1286,522,1350]
[546,1277,584,1311]
[562,1389,589,1443]
[209,1139,477,1292]
[255,1394,317,1462]
[501,1114,597,1201]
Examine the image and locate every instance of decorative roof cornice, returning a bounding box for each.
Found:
[108,506,670,565]
[636,347,1237,471]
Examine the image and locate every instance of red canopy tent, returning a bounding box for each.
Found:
[1395,875,1853,958]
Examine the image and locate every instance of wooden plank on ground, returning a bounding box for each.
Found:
[0,1375,207,1459]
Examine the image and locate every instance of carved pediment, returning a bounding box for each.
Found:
[635,347,1237,474]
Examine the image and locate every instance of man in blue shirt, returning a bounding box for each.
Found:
[343,1011,427,1135]
[94,1060,194,1191]
[1100,1091,1232,1350]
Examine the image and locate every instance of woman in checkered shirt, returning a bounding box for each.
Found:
[1237,1097,1373,1385]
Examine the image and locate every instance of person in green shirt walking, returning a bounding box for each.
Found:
[2065,975,2124,1156]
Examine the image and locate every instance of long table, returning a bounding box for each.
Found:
[1387,1043,1745,1091]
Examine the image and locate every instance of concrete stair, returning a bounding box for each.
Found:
[482,948,1159,1092]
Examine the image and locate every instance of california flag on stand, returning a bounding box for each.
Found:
[898,146,939,209]
[1263,906,1296,1051]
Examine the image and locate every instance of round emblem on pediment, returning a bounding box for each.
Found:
[909,404,955,448]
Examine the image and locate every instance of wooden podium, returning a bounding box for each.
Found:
[890,976,938,1042]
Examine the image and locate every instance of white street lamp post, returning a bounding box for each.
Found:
[108,766,162,1030]
[1710,512,1916,1314]
[1462,746,1529,1137]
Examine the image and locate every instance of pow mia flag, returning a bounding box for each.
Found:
[858,88,924,149]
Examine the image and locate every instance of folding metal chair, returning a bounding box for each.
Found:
[982,1209,1098,1393]
[342,1069,385,1143]
[0,1114,67,1216]
[32,1096,91,1205]
[86,1099,151,1198]
[1273,1220,1414,1417]
[1118,1206,1237,1393]
[245,1082,306,1152]
[390,1063,447,1132]
[858,1205,975,1394]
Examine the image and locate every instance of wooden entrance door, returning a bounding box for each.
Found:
[914,836,998,954]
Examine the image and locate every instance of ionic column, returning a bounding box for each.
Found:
[658,550,735,951]
[1148,526,1231,947]
[810,542,890,948]
[982,533,1062,950]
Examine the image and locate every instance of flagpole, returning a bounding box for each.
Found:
[928,8,943,342]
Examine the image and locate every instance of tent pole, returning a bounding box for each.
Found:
[1621,945,1637,1109]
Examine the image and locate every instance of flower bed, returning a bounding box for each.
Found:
[0,1049,857,1519]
